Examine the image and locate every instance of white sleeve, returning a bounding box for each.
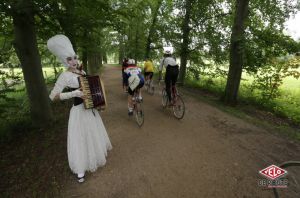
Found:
[59,90,83,100]
[49,73,66,101]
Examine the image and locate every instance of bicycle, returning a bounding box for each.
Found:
[272,161,300,198]
[161,84,185,119]
[131,89,144,126]
[144,77,155,95]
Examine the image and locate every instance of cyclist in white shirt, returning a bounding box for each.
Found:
[158,49,179,105]
[124,59,144,115]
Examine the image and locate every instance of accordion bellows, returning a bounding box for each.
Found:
[78,75,106,109]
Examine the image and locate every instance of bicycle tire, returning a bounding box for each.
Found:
[144,83,149,91]
[173,95,185,119]
[149,86,155,95]
[162,89,168,108]
[134,102,144,127]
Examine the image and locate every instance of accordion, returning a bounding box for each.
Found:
[78,75,107,109]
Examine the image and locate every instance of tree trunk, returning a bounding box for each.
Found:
[223,0,250,105]
[12,0,53,126]
[87,53,101,75]
[54,0,77,51]
[82,48,88,71]
[81,29,88,71]
[119,45,123,65]
[145,0,163,59]
[134,24,139,62]
[103,52,107,64]
[178,0,193,85]
[118,34,125,64]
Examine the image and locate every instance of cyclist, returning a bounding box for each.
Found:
[158,48,179,106]
[143,57,154,86]
[124,59,144,115]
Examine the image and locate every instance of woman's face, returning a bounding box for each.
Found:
[66,55,78,69]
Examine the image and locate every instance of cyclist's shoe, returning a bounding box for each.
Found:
[138,96,143,102]
[128,110,133,116]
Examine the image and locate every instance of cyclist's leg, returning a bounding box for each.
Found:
[137,78,144,100]
[171,66,179,86]
[170,66,179,104]
[165,67,172,101]
[149,72,154,86]
[127,87,134,115]
[123,72,129,92]
[144,72,149,85]
[122,70,125,88]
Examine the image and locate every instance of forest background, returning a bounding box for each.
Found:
[1,0,300,138]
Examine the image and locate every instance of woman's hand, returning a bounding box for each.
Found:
[53,93,60,101]
[78,88,87,100]
[81,94,87,100]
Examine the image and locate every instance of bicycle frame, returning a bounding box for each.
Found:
[145,78,155,95]
[161,84,185,119]
[171,85,178,103]
[132,89,144,126]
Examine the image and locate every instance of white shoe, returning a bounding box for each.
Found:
[77,173,85,183]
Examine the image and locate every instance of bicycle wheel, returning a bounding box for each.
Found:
[161,89,168,108]
[173,95,185,119]
[148,85,155,95]
[144,82,149,91]
[134,102,144,126]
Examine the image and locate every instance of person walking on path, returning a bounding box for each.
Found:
[48,34,112,183]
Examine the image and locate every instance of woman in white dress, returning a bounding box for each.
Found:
[47,35,112,183]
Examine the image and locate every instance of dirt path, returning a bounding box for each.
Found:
[63,65,300,198]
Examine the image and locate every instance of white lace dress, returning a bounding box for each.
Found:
[49,71,112,174]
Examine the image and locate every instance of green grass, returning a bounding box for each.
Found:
[184,77,300,141]
[186,72,300,125]
[281,76,300,90]
[1,67,63,77]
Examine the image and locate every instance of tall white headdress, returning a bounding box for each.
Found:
[47,34,76,67]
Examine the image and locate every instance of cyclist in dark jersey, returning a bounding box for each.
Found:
[158,49,179,105]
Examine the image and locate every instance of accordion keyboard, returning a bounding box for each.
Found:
[78,75,106,109]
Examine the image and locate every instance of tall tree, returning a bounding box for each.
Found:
[178,0,194,85]
[223,0,250,105]
[10,0,53,126]
[145,0,163,58]
[51,0,77,51]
